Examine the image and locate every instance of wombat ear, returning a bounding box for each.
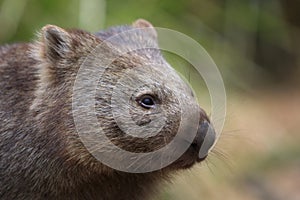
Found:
[132,19,157,39]
[40,25,72,63]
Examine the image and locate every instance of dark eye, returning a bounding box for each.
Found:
[139,95,156,109]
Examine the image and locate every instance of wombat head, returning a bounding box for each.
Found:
[32,19,216,173]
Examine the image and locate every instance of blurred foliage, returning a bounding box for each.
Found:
[1,0,300,89]
[1,1,300,200]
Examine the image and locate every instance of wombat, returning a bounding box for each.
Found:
[0,19,216,200]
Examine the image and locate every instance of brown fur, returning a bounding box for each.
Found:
[0,19,213,200]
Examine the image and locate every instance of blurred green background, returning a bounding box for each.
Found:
[1,0,299,199]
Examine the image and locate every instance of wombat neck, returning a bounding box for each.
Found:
[77,172,160,200]
[46,169,161,200]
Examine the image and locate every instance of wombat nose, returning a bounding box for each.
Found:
[191,120,216,160]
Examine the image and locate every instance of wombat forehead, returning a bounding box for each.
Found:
[122,62,193,96]
[93,28,194,98]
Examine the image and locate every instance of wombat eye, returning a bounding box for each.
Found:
[138,95,156,109]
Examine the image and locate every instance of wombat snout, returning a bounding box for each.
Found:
[192,120,216,161]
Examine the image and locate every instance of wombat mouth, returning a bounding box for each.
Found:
[171,120,216,169]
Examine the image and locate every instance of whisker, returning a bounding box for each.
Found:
[211,149,234,173]
[205,159,216,177]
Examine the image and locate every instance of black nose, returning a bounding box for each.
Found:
[191,120,216,159]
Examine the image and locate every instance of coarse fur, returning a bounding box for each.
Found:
[0,19,213,200]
